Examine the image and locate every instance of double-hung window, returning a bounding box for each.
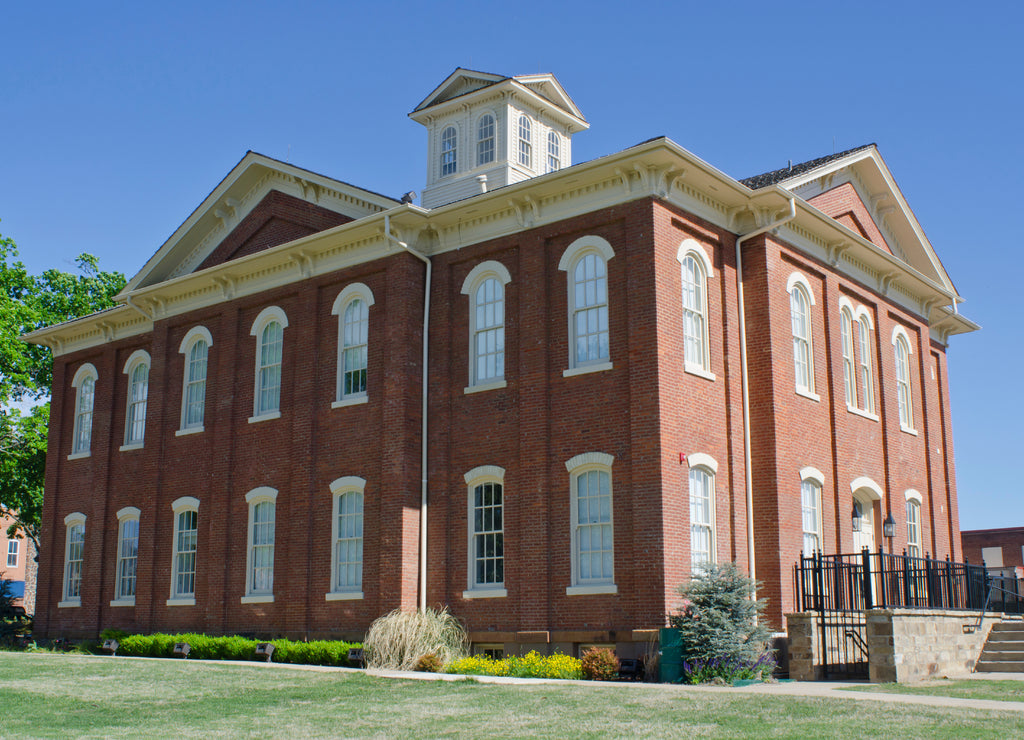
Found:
[840,298,877,418]
[60,513,86,607]
[800,468,825,556]
[787,273,816,397]
[178,327,212,433]
[7,540,19,568]
[461,261,511,390]
[678,240,714,379]
[332,284,374,407]
[327,477,365,600]
[168,496,199,605]
[122,350,150,449]
[688,453,718,573]
[518,115,532,168]
[892,326,916,432]
[906,493,922,559]
[112,507,140,606]
[69,364,97,458]
[441,126,457,176]
[559,236,615,374]
[250,307,288,421]
[243,487,277,603]
[547,131,560,172]
[477,114,495,166]
[463,466,506,598]
[566,453,616,595]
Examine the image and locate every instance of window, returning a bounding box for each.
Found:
[243,487,277,602]
[858,317,875,414]
[893,326,915,432]
[169,496,199,605]
[678,241,714,378]
[461,261,512,390]
[332,284,374,406]
[328,477,365,600]
[547,131,560,172]
[178,327,212,433]
[840,298,877,418]
[787,274,816,397]
[250,307,288,421]
[518,115,532,168]
[441,125,457,176]
[70,363,97,457]
[477,114,495,166]
[122,350,150,448]
[906,491,922,559]
[840,307,857,405]
[60,513,86,607]
[688,453,718,572]
[7,540,18,568]
[559,236,615,374]
[463,466,506,598]
[800,467,825,556]
[112,507,140,605]
[566,452,616,595]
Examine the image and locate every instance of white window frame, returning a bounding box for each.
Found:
[7,540,19,568]
[477,113,495,167]
[565,452,616,595]
[463,465,507,599]
[168,496,199,606]
[111,506,140,607]
[249,307,288,423]
[69,363,97,459]
[331,284,375,408]
[547,131,560,173]
[242,487,277,603]
[177,326,212,435]
[120,349,150,450]
[800,467,825,556]
[688,453,718,573]
[59,512,86,608]
[461,261,512,392]
[326,476,365,601]
[677,240,715,380]
[517,115,532,169]
[441,125,457,177]
[839,297,878,420]
[905,490,923,559]
[892,325,917,434]
[787,273,818,400]
[559,236,615,376]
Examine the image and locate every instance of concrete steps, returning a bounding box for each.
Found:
[976,622,1024,672]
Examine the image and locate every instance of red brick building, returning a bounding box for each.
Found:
[25,69,976,655]
[962,528,1024,577]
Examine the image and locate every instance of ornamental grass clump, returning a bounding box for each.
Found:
[669,562,775,684]
[580,647,619,681]
[362,607,469,671]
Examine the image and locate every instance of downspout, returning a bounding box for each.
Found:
[735,197,796,590]
[384,213,431,611]
[123,294,153,321]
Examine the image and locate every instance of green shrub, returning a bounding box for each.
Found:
[363,607,468,670]
[580,647,619,681]
[414,653,442,672]
[99,628,128,643]
[115,633,359,666]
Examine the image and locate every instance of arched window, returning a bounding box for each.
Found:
[122,350,150,448]
[243,487,277,602]
[179,327,212,433]
[678,241,714,377]
[441,125,457,176]
[906,491,922,559]
[787,274,815,395]
[477,114,495,166]
[840,306,857,406]
[332,284,374,406]
[113,507,140,605]
[518,115,532,168]
[70,363,97,457]
[800,467,825,556]
[169,497,199,604]
[461,261,512,389]
[559,236,615,373]
[857,315,875,414]
[893,327,915,431]
[547,131,560,173]
[60,512,86,607]
[328,477,365,599]
[464,466,506,597]
[566,453,616,594]
[250,307,288,420]
[840,298,877,418]
[688,453,718,573]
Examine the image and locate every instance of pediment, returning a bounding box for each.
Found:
[412,68,508,113]
[120,152,399,294]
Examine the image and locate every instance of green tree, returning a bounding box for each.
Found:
[0,229,126,551]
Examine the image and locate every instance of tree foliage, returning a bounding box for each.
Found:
[0,228,126,549]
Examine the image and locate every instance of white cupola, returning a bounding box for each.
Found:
[409,68,589,209]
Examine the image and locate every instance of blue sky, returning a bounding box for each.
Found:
[2,2,1020,531]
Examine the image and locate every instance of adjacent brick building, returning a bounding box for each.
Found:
[25,69,977,655]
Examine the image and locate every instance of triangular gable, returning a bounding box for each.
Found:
[411,68,508,113]
[512,73,586,121]
[120,152,400,295]
[807,181,895,256]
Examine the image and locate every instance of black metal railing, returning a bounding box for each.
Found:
[795,549,1024,615]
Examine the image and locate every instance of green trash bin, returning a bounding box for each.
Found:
[659,627,683,683]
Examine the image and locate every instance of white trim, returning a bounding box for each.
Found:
[683,363,715,381]
[566,584,618,596]
[71,363,98,388]
[113,509,141,603]
[686,452,719,474]
[558,236,615,270]
[325,591,364,601]
[562,362,613,378]
[250,306,289,335]
[109,598,135,607]
[240,594,274,604]
[565,452,615,471]
[244,487,277,599]
[251,306,287,418]
[166,597,196,607]
[891,324,913,349]
[64,512,86,526]
[247,411,281,424]
[460,261,512,294]
[463,588,508,599]
[121,349,151,375]
[329,476,367,493]
[796,388,821,402]
[172,496,200,512]
[800,467,826,486]
[57,600,80,609]
[66,451,91,461]
[465,467,506,593]
[464,379,507,394]
[61,513,86,607]
[904,489,923,504]
[122,350,151,448]
[328,477,365,597]
[169,497,200,601]
[332,284,373,404]
[178,325,213,353]
[175,426,204,436]
[786,272,816,304]
[847,405,879,422]
[118,442,144,452]
[116,506,141,521]
[850,476,885,501]
[676,239,714,277]
[566,452,615,589]
[463,262,509,387]
[178,326,212,433]
[331,283,376,315]
[678,240,713,375]
[246,486,278,504]
[464,465,506,485]
[331,396,369,409]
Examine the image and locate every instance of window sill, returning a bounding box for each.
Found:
[900,425,919,436]
[247,411,281,424]
[57,599,80,608]
[175,426,204,437]
[684,363,716,381]
[325,591,364,601]
[462,588,508,600]
[241,594,274,604]
[566,584,618,596]
[464,379,507,395]
[166,597,196,607]
[846,405,879,422]
[118,442,144,452]
[563,361,613,378]
[331,396,368,409]
[67,451,91,461]
[796,388,821,402]
[109,598,135,608]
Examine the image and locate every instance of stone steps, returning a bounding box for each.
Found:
[975,621,1024,673]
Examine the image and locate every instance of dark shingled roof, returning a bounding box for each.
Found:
[740,144,876,190]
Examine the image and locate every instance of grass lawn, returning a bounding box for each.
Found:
[843,678,1024,703]
[2,653,1024,739]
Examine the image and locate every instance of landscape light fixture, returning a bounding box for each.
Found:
[173,642,191,659]
[255,642,275,662]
